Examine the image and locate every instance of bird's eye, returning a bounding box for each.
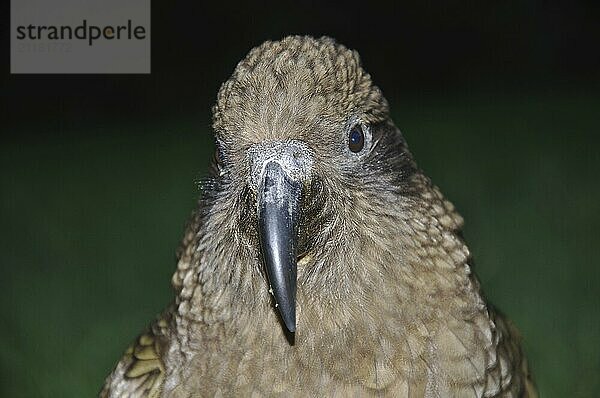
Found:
[213,141,226,174]
[348,125,365,153]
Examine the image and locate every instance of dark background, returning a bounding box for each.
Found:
[1,1,599,396]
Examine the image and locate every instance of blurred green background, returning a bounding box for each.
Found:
[1,1,599,397]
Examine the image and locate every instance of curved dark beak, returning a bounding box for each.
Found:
[257,161,302,333]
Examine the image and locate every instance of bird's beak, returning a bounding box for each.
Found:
[257,161,302,333]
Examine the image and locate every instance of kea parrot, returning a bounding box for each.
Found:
[101,36,536,397]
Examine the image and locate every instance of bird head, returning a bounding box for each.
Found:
[209,36,421,334]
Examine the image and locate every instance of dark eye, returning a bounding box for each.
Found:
[348,125,365,153]
[213,141,226,174]
[213,146,222,165]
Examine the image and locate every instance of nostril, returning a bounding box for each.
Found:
[248,141,314,191]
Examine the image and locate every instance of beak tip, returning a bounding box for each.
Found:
[282,312,296,333]
[276,297,296,332]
